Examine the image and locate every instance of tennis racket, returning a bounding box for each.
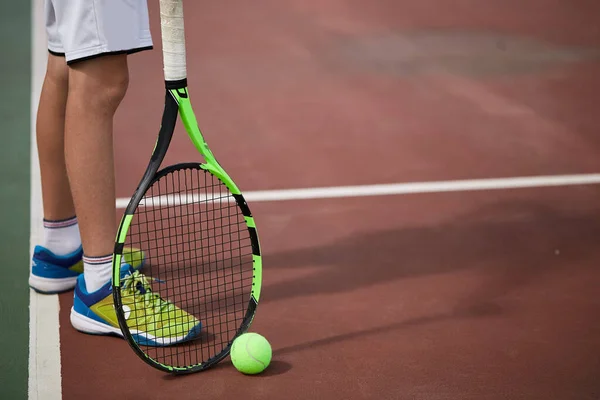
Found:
[111,0,262,374]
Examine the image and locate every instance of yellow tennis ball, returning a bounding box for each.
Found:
[230,332,272,375]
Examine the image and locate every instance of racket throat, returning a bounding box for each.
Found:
[170,89,242,195]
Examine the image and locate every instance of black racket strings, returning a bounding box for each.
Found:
[122,166,254,365]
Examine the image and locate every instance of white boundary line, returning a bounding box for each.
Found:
[116,173,600,208]
[28,0,62,399]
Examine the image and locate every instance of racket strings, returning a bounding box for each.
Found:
[122,165,253,367]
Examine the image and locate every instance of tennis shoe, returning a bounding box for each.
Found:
[70,265,202,346]
[29,246,145,294]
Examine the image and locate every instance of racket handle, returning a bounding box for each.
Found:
[159,0,187,82]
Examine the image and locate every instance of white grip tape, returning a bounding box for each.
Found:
[159,0,187,81]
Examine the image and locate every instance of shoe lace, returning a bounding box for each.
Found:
[121,270,175,316]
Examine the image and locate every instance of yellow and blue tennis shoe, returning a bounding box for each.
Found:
[70,265,202,346]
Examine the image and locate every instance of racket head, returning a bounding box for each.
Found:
[112,161,262,374]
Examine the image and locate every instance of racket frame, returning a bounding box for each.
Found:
[113,0,263,373]
[111,81,262,375]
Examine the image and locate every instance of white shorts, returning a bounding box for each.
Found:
[45,0,153,64]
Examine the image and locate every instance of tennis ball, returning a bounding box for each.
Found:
[230,332,272,375]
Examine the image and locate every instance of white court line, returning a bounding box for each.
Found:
[116,173,600,208]
[28,0,63,398]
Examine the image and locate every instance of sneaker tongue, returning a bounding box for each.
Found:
[135,280,147,295]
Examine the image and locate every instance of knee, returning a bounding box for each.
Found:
[68,55,130,113]
[96,71,129,113]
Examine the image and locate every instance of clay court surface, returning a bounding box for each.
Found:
[23,0,600,399]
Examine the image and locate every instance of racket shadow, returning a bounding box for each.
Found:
[165,330,216,348]
[274,303,504,357]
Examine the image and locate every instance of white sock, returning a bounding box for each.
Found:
[43,216,81,255]
[83,254,113,293]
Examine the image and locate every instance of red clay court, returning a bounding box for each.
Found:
[28,0,600,399]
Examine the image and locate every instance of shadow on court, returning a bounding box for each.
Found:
[261,199,600,304]
[273,304,502,358]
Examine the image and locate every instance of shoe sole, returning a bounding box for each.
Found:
[70,307,202,347]
[29,275,77,294]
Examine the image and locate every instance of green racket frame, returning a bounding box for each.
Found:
[111,83,263,374]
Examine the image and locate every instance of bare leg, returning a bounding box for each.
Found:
[37,54,76,221]
[64,54,129,290]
